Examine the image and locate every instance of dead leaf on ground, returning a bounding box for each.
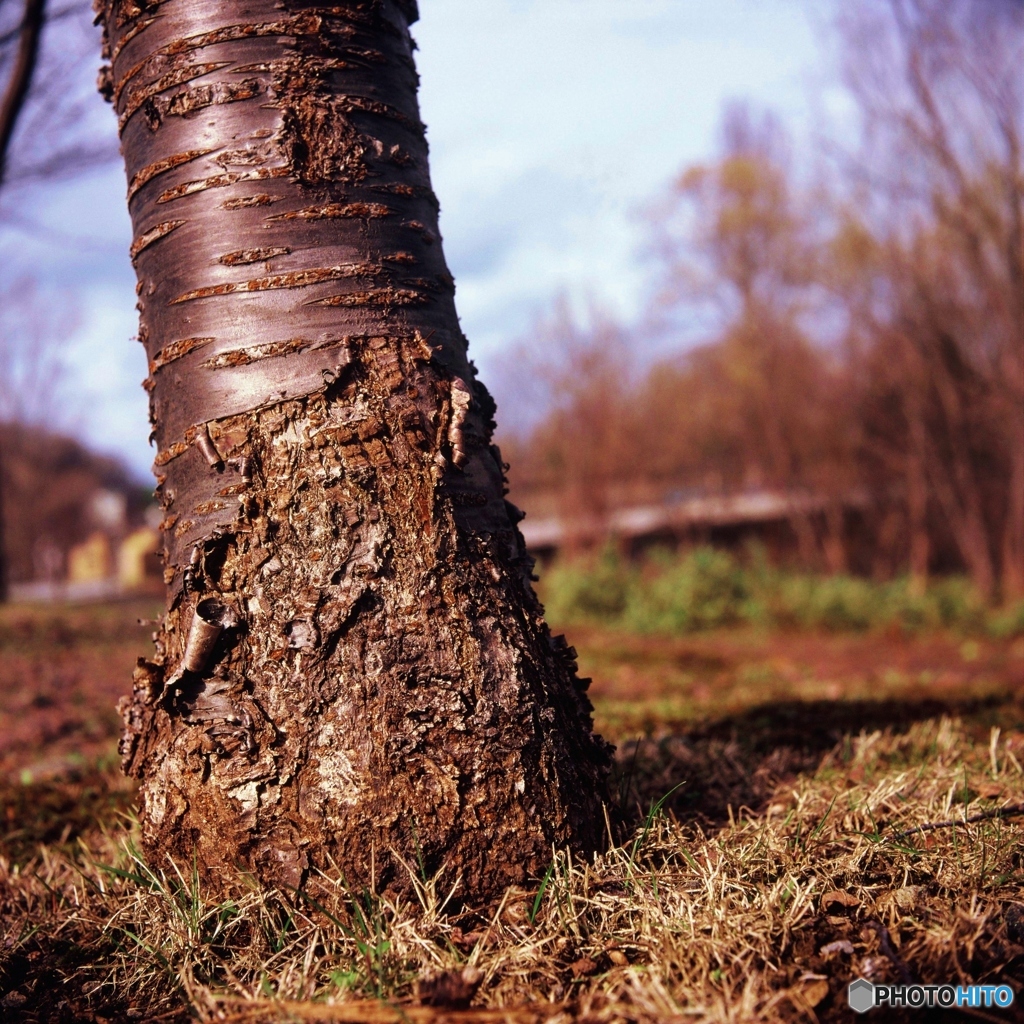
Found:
[449,926,485,952]
[570,957,598,978]
[821,890,860,912]
[499,887,531,925]
[1005,903,1024,945]
[800,979,831,1007]
[978,782,1005,798]
[890,885,923,910]
[418,966,484,1009]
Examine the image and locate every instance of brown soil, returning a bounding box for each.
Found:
[571,625,1024,740]
[0,600,159,781]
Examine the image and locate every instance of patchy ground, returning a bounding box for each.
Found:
[578,625,1023,738]
[0,600,160,784]
[1,601,1022,1022]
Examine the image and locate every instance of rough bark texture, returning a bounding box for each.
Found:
[97,0,611,895]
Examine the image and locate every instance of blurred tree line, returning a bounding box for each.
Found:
[498,0,1023,603]
[0,0,122,598]
[0,277,150,593]
[0,421,149,584]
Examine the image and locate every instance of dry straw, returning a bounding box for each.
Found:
[1,716,1022,1022]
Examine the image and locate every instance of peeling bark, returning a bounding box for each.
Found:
[98,0,611,894]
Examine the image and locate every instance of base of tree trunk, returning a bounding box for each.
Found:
[119,347,612,894]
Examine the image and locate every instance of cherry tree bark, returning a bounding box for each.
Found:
[97,0,610,894]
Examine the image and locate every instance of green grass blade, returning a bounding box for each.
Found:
[529,859,556,925]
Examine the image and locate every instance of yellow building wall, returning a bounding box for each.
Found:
[117,527,160,590]
[67,533,113,583]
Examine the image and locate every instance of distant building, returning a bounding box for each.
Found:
[518,487,871,567]
[1,422,155,601]
[13,525,162,602]
[68,533,113,583]
[117,527,161,591]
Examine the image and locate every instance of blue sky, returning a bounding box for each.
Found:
[0,0,834,478]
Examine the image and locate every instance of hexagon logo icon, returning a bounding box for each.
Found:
[848,978,874,1013]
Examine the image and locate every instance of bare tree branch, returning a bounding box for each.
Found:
[892,803,1024,838]
[0,0,73,49]
[0,0,45,188]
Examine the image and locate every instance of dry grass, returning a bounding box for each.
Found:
[2,604,1023,1021]
[2,713,1023,1023]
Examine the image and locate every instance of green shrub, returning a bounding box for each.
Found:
[540,546,631,623]
[791,575,877,631]
[925,576,988,631]
[625,547,749,632]
[988,599,1024,638]
[536,546,1009,636]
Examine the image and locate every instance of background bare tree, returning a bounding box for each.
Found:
[0,0,45,186]
[837,0,1024,599]
[496,299,633,550]
[495,1,1022,602]
[0,0,120,600]
[0,276,74,423]
[646,105,855,569]
[0,277,83,596]
[0,0,117,189]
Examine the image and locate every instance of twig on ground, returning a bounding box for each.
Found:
[863,920,914,985]
[891,803,1024,839]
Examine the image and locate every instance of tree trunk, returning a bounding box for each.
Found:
[98,0,611,895]
[905,381,929,596]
